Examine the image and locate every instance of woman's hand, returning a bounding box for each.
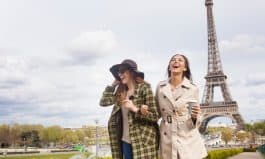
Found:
[191,105,200,119]
[140,105,149,115]
[122,99,139,113]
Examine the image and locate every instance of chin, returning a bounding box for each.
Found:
[121,80,127,84]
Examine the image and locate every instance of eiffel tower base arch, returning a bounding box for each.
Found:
[199,110,244,134]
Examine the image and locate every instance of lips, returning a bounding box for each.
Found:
[120,76,124,80]
[119,75,125,81]
[172,64,180,68]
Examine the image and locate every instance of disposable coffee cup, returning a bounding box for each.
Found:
[187,99,198,114]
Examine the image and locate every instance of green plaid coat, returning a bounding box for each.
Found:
[100,82,160,159]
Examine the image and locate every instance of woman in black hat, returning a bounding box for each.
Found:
[99,59,160,159]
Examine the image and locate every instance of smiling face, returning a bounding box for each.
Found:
[167,53,192,80]
[118,66,133,84]
[168,54,187,76]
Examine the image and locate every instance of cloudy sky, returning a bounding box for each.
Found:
[0,0,264,128]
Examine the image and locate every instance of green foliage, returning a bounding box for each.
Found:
[0,124,10,147]
[46,126,63,143]
[244,123,253,132]
[0,123,109,148]
[62,130,79,144]
[21,130,41,147]
[243,121,265,135]
[243,147,257,152]
[206,126,229,134]
[204,148,243,159]
[253,121,265,135]
[221,128,233,145]
[0,153,77,159]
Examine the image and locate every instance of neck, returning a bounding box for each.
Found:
[170,73,183,87]
[126,80,135,91]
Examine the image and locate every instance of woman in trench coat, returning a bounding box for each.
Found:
[156,54,207,159]
[99,59,160,159]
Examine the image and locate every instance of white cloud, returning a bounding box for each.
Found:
[245,73,265,86]
[220,34,265,54]
[67,30,118,64]
[0,56,28,90]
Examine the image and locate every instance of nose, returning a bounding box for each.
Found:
[172,59,178,64]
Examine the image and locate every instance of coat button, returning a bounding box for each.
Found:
[163,95,166,98]
[173,110,176,113]
[164,132,167,135]
[162,108,165,111]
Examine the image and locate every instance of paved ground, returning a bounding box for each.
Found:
[228,152,264,159]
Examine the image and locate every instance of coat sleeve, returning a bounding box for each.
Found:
[133,83,160,123]
[99,85,117,106]
[155,84,162,118]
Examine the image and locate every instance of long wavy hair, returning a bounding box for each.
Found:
[115,70,144,105]
[167,53,192,81]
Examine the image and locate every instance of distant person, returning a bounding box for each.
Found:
[99,59,160,159]
[142,53,207,159]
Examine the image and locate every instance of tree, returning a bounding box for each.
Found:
[253,121,265,135]
[221,128,233,145]
[41,128,49,147]
[62,130,78,144]
[9,123,21,148]
[31,130,41,147]
[244,122,256,143]
[236,130,249,144]
[21,131,31,147]
[244,123,253,132]
[46,126,63,146]
[75,130,85,143]
[0,124,10,147]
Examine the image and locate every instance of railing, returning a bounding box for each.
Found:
[200,102,238,113]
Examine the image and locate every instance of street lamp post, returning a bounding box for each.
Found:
[23,137,26,152]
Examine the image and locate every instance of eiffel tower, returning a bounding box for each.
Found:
[199,0,244,133]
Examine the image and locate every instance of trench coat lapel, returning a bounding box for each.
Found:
[159,81,180,108]
[159,78,192,108]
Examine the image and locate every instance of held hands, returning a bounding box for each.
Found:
[191,105,201,119]
[140,105,149,115]
[122,100,149,115]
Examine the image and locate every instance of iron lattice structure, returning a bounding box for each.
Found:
[199,0,244,133]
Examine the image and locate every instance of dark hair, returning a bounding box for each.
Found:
[167,53,192,81]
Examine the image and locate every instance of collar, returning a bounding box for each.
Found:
[159,77,192,89]
[181,77,192,89]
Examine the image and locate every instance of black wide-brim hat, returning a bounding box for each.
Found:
[110,59,144,81]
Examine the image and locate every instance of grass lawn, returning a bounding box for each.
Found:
[0,153,79,159]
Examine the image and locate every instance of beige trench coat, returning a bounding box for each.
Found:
[156,78,207,159]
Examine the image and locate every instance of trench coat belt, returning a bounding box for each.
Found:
[162,115,172,124]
